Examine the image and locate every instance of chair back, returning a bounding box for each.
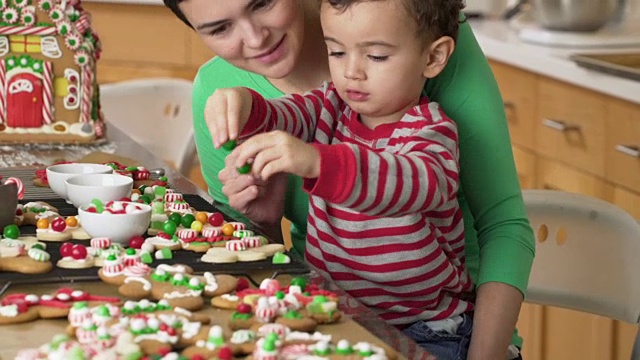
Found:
[524,189,640,324]
[100,78,195,176]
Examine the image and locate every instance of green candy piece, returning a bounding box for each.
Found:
[3,224,20,239]
[125,247,136,255]
[96,305,110,317]
[236,163,252,174]
[107,254,117,261]
[151,201,165,214]
[313,295,327,304]
[154,186,167,200]
[91,198,104,213]
[138,185,148,193]
[126,166,138,171]
[180,213,195,228]
[140,252,153,264]
[336,344,354,355]
[168,213,182,226]
[222,139,237,151]
[275,291,285,300]
[31,243,45,250]
[290,277,307,290]
[283,310,303,319]
[156,247,173,260]
[138,195,151,204]
[67,345,86,360]
[159,176,168,182]
[272,252,290,264]
[162,221,178,236]
[72,301,88,309]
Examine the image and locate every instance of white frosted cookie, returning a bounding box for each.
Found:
[251,243,287,257]
[200,248,239,264]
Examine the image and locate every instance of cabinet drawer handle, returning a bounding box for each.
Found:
[615,144,640,158]
[542,118,578,132]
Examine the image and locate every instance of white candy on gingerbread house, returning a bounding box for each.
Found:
[0,0,104,143]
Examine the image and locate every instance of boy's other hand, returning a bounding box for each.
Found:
[205,87,253,148]
[232,130,320,181]
[219,151,286,225]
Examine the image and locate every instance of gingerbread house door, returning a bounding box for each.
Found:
[6,73,43,128]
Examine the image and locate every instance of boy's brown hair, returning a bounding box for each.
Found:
[324,0,465,41]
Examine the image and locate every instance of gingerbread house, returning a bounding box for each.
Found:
[0,0,103,143]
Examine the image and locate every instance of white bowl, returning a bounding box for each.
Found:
[78,202,151,244]
[65,174,134,208]
[47,163,114,200]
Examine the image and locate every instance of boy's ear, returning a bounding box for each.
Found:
[423,36,455,78]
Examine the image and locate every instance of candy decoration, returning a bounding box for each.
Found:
[155,248,173,260]
[233,230,254,238]
[225,240,246,252]
[164,192,183,202]
[0,26,56,36]
[242,236,263,249]
[3,224,19,239]
[201,226,221,238]
[42,61,53,125]
[80,64,92,123]
[237,163,252,174]
[176,228,197,242]
[272,252,291,264]
[221,223,235,236]
[228,222,246,231]
[0,60,5,124]
[90,237,111,249]
[28,247,50,262]
[4,177,24,199]
[222,140,237,151]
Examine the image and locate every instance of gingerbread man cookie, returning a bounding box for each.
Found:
[109,264,239,311]
[0,288,120,325]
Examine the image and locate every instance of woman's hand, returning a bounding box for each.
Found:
[205,87,253,148]
[219,150,286,226]
[231,130,321,181]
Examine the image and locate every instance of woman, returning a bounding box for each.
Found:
[163,1,535,359]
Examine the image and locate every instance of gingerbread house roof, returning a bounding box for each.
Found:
[0,0,100,67]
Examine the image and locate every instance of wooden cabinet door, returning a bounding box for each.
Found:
[512,146,536,189]
[536,158,613,201]
[606,99,640,194]
[535,77,607,178]
[491,61,537,150]
[518,303,544,360]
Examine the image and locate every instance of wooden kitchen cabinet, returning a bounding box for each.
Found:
[512,146,536,189]
[490,60,640,360]
[491,61,537,150]
[535,77,608,178]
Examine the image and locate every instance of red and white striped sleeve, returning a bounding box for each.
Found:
[240,83,340,142]
[305,101,460,217]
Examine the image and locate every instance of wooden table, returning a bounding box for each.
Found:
[0,124,435,360]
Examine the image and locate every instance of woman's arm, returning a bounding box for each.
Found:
[192,60,287,229]
[425,19,536,359]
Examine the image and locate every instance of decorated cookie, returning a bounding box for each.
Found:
[20,201,60,226]
[56,243,94,269]
[109,264,238,311]
[0,225,52,274]
[0,288,120,325]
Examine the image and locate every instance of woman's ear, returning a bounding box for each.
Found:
[423,36,455,78]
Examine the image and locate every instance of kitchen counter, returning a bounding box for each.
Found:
[470,19,640,105]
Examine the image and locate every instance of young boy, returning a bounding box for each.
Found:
[207,0,472,358]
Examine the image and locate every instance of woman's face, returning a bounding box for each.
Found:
[178,0,306,79]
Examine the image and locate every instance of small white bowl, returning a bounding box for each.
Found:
[65,174,134,208]
[78,202,151,244]
[47,163,114,200]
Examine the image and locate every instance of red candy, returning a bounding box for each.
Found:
[71,244,88,260]
[129,236,145,249]
[237,303,252,314]
[120,197,132,202]
[217,347,233,360]
[208,212,224,227]
[157,232,171,240]
[60,242,74,257]
[51,217,67,232]
[166,327,177,336]
[85,207,97,213]
[236,277,250,292]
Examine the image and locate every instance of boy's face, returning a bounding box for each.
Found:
[321,0,431,123]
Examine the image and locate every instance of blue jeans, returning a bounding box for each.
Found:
[402,312,473,360]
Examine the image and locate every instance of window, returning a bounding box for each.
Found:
[9,35,41,53]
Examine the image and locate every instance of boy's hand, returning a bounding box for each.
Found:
[232,130,320,181]
[219,151,286,225]
[205,87,253,148]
